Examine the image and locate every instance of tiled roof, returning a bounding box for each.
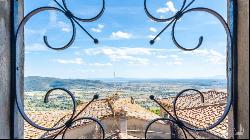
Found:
[159,90,229,139]
[24,95,159,139]
[159,90,227,110]
[24,111,71,139]
[113,98,159,120]
[175,104,228,138]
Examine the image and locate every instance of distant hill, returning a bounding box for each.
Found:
[24,76,110,91]
[24,76,227,92]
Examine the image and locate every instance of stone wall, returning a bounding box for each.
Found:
[236,0,249,139]
[0,0,11,138]
[0,0,24,138]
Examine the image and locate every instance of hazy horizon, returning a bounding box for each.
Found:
[24,75,227,80]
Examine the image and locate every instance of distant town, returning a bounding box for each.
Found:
[24,76,227,111]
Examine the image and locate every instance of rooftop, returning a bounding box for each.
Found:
[159,90,229,139]
[24,91,230,139]
[24,95,159,139]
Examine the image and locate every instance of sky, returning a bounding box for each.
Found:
[23,0,228,79]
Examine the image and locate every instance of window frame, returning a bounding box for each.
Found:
[10,0,238,139]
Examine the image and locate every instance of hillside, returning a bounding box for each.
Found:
[24,76,110,91]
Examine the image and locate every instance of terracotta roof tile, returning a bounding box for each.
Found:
[24,111,70,139]
[25,96,159,139]
[159,90,229,138]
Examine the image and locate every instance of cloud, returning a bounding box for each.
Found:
[91,28,102,33]
[86,47,156,57]
[147,29,161,44]
[48,2,57,26]
[110,31,132,39]
[58,21,71,32]
[166,1,177,12]
[156,55,168,59]
[173,61,183,65]
[56,58,85,65]
[48,1,73,33]
[170,55,183,65]
[25,28,47,36]
[170,55,179,58]
[85,47,179,57]
[49,11,57,26]
[127,58,150,66]
[85,47,172,65]
[183,49,226,64]
[26,43,48,52]
[160,15,166,19]
[98,24,105,29]
[149,27,157,33]
[156,54,183,65]
[48,5,72,33]
[91,24,105,33]
[147,35,161,41]
[209,50,226,64]
[89,63,113,67]
[157,1,177,13]
[148,18,157,23]
[84,47,186,66]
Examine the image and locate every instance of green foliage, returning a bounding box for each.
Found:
[24,76,109,92]
[150,108,161,116]
[24,91,75,111]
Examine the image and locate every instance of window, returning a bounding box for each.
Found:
[12,0,237,139]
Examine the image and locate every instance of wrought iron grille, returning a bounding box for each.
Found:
[143,0,234,139]
[15,0,106,138]
[12,0,237,139]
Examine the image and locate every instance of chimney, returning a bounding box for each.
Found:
[118,107,128,137]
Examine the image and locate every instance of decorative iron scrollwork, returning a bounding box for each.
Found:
[16,87,105,138]
[15,0,106,139]
[14,0,234,139]
[145,0,233,139]
[145,88,231,139]
[16,0,105,51]
[50,94,105,139]
[144,0,232,51]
